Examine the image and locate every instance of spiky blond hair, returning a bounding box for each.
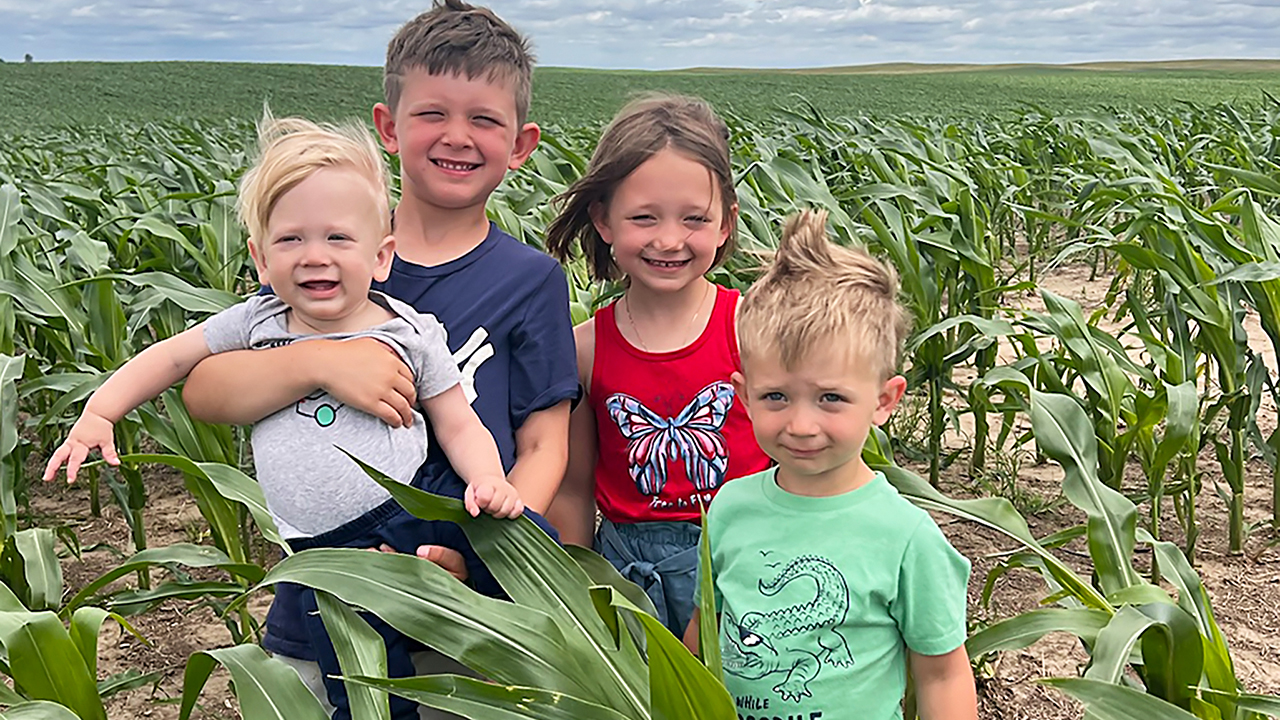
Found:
[738,209,910,381]
[237,114,390,252]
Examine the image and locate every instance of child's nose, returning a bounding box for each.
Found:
[440,117,473,147]
[301,241,331,264]
[784,408,820,436]
[650,222,686,251]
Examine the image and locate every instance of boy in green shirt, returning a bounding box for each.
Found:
[686,210,977,719]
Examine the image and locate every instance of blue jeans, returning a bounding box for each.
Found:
[263,468,558,720]
[594,518,701,637]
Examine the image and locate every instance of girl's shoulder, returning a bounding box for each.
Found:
[573,316,596,394]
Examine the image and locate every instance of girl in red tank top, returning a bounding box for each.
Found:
[545,95,771,636]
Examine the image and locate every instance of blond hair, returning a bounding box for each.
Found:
[384,0,534,123]
[545,93,737,282]
[738,210,911,381]
[237,115,390,251]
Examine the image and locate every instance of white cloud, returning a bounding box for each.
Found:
[0,0,1276,68]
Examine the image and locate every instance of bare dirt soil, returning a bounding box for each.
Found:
[21,262,1280,719]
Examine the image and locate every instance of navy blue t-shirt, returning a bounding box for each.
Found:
[374,222,579,492]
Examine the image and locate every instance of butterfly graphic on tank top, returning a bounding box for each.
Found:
[605,381,735,497]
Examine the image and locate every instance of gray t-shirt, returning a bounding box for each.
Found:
[202,292,462,538]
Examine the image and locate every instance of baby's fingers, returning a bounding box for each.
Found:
[100,439,120,467]
[42,445,72,483]
[63,444,91,485]
[464,485,482,517]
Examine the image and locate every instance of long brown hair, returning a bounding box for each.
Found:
[545,94,737,282]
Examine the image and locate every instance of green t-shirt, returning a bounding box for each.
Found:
[704,468,970,720]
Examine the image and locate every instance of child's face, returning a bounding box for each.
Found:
[249,167,394,334]
[373,69,539,218]
[734,346,906,496]
[591,148,735,294]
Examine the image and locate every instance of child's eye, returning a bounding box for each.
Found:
[415,110,444,120]
[275,235,300,244]
[474,115,500,127]
[821,392,847,403]
[628,214,656,224]
[685,215,711,225]
[328,233,351,243]
[761,391,785,402]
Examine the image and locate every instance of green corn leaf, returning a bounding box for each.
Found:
[697,506,722,682]
[61,542,261,615]
[316,592,391,720]
[0,184,23,258]
[344,450,648,714]
[563,544,658,619]
[0,701,84,720]
[965,608,1111,658]
[0,611,106,720]
[1042,677,1201,720]
[606,587,736,720]
[1030,389,1141,596]
[67,607,111,678]
[343,675,634,720]
[259,548,588,699]
[0,354,25,539]
[1198,688,1280,717]
[8,528,61,612]
[119,454,285,553]
[1084,604,1201,708]
[179,643,328,720]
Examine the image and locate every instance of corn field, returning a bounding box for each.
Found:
[2,96,1280,719]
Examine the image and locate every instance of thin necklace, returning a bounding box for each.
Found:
[623,282,713,352]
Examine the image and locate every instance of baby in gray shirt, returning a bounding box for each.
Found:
[45,115,523,527]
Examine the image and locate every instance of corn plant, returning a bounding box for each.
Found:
[181,454,736,719]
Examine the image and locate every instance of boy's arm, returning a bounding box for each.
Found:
[543,318,596,542]
[44,326,212,483]
[910,647,977,720]
[183,338,417,427]
[544,398,595,544]
[508,399,571,517]
[422,384,523,519]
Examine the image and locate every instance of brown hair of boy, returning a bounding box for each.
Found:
[384,0,535,123]
[737,209,911,382]
[544,94,738,282]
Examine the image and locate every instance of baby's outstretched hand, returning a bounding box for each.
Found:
[42,412,119,484]
[464,477,524,519]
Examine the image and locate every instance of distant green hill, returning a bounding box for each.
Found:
[1,60,1279,133]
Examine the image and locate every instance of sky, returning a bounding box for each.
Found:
[1,0,1278,70]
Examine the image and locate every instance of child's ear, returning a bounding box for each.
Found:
[372,103,399,155]
[247,238,270,286]
[731,371,751,417]
[507,122,541,170]
[872,375,908,426]
[372,235,396,282]
[589,201,613,245]
[719,202,739,249]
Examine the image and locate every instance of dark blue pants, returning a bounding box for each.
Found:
[264,471,558,720]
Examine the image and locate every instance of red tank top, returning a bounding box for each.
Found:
[590,285,771,524]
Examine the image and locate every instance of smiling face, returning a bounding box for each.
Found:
[248,166,394,335]
[373,69,539,220]
[590,147,735,294]
[735,346,906,497]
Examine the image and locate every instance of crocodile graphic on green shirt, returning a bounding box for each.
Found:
[722,555,853,702]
